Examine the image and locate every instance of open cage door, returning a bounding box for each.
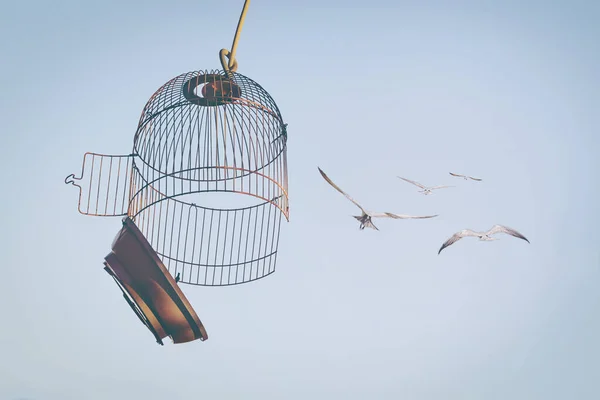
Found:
[104,217,208,344]
[65,152,135,217]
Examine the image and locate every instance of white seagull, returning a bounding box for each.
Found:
[449,172,482,181]
[318,167,438,230]
[397,176,454,195]
[438,224,530,254]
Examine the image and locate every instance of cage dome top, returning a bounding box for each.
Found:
[131,69,285,178]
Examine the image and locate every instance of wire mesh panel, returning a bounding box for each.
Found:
[128,70,289,286]
[131,193,284,286]
[65,152,134,217]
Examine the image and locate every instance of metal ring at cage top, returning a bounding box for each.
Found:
[182,74,242,106]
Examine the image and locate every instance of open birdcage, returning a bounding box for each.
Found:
[65,0,289,344]
[67,70,289,286]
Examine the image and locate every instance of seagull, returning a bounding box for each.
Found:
[397,176,454,195]
[438,224,529,254]
[449,172,482,181]
[175,272,181,283]
[318,167,438,230]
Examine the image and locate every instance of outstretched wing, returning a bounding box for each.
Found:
[318,167,366,214]
[438,229,479,254]
[468,176,482,181]
[380,212,438,219]
[430,185,454,190]
[449,172,465,178]
[488,225,529,243]
[397,176,426,189]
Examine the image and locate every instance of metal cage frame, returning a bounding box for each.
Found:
[66,69,289,287]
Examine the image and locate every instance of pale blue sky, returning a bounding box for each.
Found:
[1,1,599,399]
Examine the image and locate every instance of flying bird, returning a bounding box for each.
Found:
[449,172,482,181]
[318,167,438,230]
[397,176,454,195]
[438,224,529,254]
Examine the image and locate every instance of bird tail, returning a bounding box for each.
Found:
[362,220,379,231]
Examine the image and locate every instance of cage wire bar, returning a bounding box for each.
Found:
[67,69,289,286]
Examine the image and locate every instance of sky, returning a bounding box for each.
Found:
[1,0,599,399]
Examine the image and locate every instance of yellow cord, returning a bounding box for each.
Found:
[220,0,251,74]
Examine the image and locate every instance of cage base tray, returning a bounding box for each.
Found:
[103,217,208,345]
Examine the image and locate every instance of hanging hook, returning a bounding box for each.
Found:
[219,49,238,74]
[219,0,251,75]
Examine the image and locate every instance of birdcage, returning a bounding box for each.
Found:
[66,69,289,286]
[65,0,289,344]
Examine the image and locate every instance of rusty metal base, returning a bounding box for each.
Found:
[103,217,208,345]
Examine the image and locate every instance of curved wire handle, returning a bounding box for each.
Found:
[220,0,251,75]
[65,173,79,186]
